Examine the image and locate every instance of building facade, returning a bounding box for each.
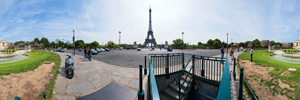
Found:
[0,40,13,50]
[293,40,300,49]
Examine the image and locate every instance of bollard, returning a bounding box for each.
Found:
[138,64,144,100]
[201,57,204,76]
[238,67,244,100]
[144,56,147,75]
[182,53,185,69]
[233,58,236,80]
[166,54,170,79]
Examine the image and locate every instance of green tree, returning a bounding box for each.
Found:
[40,37,50,47]
[207,39,213,48]
[107,41,115,48]
[213,39,221,48]
[213,41,221,49]
[252,39,261,48]
[33,38,40,44]
[172,39,184,49]
[269,40,275,46]
[14,41,25,46]
[75,40,85,48]
[90,41,99,48]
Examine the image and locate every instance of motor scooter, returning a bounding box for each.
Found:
[65,55,75,79]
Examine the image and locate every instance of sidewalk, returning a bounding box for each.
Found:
[52,52,140,100]
[213,51,244,100]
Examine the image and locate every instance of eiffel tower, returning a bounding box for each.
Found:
[143,8,157,47]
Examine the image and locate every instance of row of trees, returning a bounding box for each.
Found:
[10,37,137,49]
[168,38,289,49]
[9,37,291,50]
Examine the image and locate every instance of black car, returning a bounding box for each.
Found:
[167,48,173,52]
[105,48,110,51]
[78,48,82,51]
[137,48,141,51]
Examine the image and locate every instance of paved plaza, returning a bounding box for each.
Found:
[52,52,141,100]
[66,49,220,68]
[53,49,234,100]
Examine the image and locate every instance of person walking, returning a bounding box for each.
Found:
[250,47,253,62]
[220,45,226,64]
[88,47,92,61]
[230,47,234,60]
[84,47,87,58]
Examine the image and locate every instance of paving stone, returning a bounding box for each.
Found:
[53,95,69,100]
[119,77,131,85]
[67,83,94,94]
[54,84,66,94]
[68,96,76,100]
[112,75,122,82]
[92,75,112,88]
[73,77,86,84]
[128,79,139,89]
[76,70,88,74]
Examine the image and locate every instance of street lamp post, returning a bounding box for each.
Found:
[182,32,184,49]
[73,29,75,56]
[119,31,121,50]
[227,33,228,53]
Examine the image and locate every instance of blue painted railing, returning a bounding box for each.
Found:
[148,56,160,100]
[216,54,231,100]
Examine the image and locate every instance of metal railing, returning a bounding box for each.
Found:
[216,54,231,100]
[194,55,225,82]
[149,53,183,76]
[177,55,194,100]
[148,55,160,100]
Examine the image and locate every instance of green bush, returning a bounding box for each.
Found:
[281,49,299,52]
[1,49,17,52]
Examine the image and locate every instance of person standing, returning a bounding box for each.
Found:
[250,47,253,62]
[84,47,87,58]
[220,45,225,64]
[230,47,234,60]
[88,47,92,61]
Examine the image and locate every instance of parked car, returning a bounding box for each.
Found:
[95,48,101,52]
[59,49,65,52]
[91,49,98,55]
[105,48,110,51]
[137,48,141,51]
[99,48,105,52]
[78,48,82,51]
[167,48,173,52]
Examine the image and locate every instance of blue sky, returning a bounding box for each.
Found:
[0,0,300,44]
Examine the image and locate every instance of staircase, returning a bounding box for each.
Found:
[160,71,193,100]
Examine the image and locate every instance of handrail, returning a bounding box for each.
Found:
[181,75,193,100]
[216,53,231,100]
[243,76,258,100]
[176,55,193,81]
[180,65,193,89]
[149,56,160,100]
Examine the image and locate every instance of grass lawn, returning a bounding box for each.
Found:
[239,51,300,99]
[0,50,61,100]
[0,50,60,75]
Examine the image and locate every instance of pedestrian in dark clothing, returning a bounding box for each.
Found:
[250,47,253,62]
[88,47,92,61]
[84,47,87,58]
[220,45,226,64]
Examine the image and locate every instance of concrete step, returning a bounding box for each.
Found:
[162,88,179,100]
[159,93,172,100]
[168,83,185,94]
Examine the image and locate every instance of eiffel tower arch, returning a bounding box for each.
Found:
[143,8,157,47]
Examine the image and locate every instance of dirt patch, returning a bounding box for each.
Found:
[280,70,291,77]
[239,60,289,100]
[0,62,55,100]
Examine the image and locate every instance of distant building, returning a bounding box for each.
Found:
[0,40,13,50]
[293,40,300,49]
[281,42,291,48]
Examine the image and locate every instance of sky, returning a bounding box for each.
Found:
[0,0,300,45]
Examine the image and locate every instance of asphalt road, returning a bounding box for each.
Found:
[65,49,221,68]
